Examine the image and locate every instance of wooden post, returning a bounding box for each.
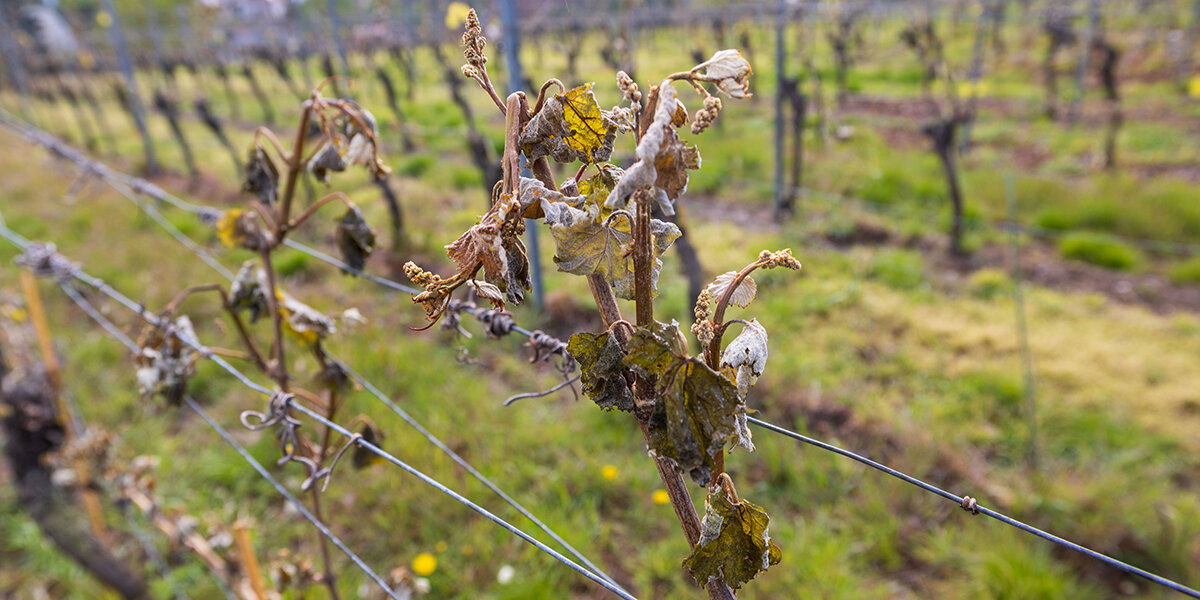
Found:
[19,271,108,539]
[233,520,268,600]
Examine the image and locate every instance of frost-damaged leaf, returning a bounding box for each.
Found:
[625,321,741,486]
[243,144,279,205]
[605,83,693,216]
[567,331,634,412]
[229,260,269,322]
[520,83,617,164]
[542,197,680,299]
[720,318,768,451]
[443,199,530,304]
[691,49,755,98]
[707,271,757,308]
[135,316,199,405]
[517,176,584,218]
[468,279,506,308]
[307,142,346,184]
[216,209,264,251]
[682,490,781,589]
[654,128,701,201]
[578,164,624,207]
[278,292,337,347]
[334,206,376,273]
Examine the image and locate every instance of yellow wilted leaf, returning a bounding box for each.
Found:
[445,2,471,29]
[276,291,336,348]
[519,83,617,164]
[560,83,615,163]
[217,210,245,248]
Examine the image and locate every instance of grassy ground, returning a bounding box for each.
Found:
[2,8,1200,600]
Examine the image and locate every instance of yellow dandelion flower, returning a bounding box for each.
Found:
[652,489,670,505]
[435,541,448,553]
[1189,76,1200,100]
[412,552,437,576]
[601,465,618,481]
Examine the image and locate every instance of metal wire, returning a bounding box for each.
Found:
[188,356,636,600]
[7,99,1200,600]
[746,416,1200,599]
[50,153,624,585]
[187,395,404,600]
[6,224,636,600]
[52,267,402,600]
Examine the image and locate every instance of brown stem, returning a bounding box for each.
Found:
[495,78,733,599]
[632,191,654,327]
[309,484,341,600]
[285,192,354,236]
[704,259,767,368]
[258,247,289,389]
[278,102,313,232]
[531,78,565,115]
[309,382,342,600]
[502,94,524,195]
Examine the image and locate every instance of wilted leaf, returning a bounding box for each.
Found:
[542,197,681,300]
[654,128,701,200]
[691,49,754,98]
[307,142,346,184]
[446,217,503,279]
[720,318,768,451]
[520,83,617,164]
[578,164,624,206]
[625,321,741,486]
[706,271,757,308]
[567,331,634,412]
[605,84,692,216]
[278,292,337,347]
[243,144,279,205]
[216,209,263,251]
[229,260,269,322]
[720,319,768,387]
[682,490,781,589]
[135,316,199,405]
[335,206,376,273]
[468,279,505,307]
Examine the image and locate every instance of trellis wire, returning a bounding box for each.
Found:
[2,223,636,600]
[5,100,1200,599]
[745,416,1200,599]
[60,154,618,589]
[13,217,1200,599]
[7,227,404,600]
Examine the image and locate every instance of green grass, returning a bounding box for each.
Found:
[1058,233,1143,270]
[1168,256,1200,285]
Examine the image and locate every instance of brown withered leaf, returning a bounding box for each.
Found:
[541,197,680,300]
[520,83,617,164]
[242,144,279,205]
[624,321,741,486]
[682,490,781,589]
[567,331,635,412]
[654,127,702,200]
[334,205,376,273]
